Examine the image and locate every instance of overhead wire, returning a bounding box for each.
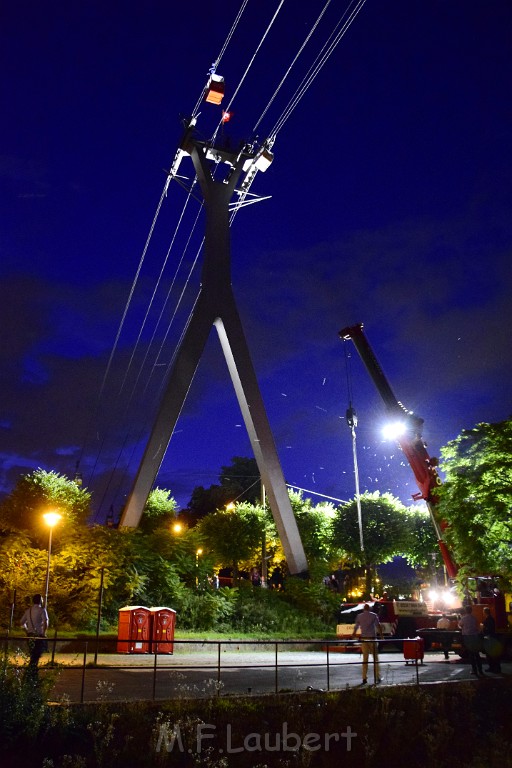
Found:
[269,0,368,138]
[119,180,198,396]
[191,0,251,119]
[252,0,333,135]
[211,0,287,144]
[90,0,369,513]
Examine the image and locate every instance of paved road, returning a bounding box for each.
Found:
[45,648,511,703]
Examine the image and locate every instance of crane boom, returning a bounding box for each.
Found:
[339,323,458,579]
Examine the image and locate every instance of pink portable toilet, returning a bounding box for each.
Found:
[117,606,150,653]
[149,607,176,654]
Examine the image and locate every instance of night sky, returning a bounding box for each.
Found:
[2,0,511,521]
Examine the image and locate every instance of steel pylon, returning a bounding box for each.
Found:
[120,126,308,576]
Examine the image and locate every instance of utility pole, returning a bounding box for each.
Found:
[346,404,364,552]
[120,121,308,577]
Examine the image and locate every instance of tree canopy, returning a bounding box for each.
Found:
[437,419,512,586]
[332,491,413,596]
[0,469,91,539]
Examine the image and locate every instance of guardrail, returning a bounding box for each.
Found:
[2,635,433,703]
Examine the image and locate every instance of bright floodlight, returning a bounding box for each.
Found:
[382,420,407,441]
[43,511,62,528]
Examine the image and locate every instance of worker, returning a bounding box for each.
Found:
[351,603,383,685]
[436,613,452,660]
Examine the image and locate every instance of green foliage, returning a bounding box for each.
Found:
[403,507,439,568]
[195,502,272,575]
[333,491,412,566]
[288,491,340,566]
[172,588,234,631]
[438,419,512,585]
[184,457,261,524]
[0,652,54,746]
[332,491,413,596]
[138,487,177,534]
[0,469,91,537]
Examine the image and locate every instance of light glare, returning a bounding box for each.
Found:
[382,420,406,441]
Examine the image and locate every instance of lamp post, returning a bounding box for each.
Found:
[195,548,203,587]
[43,511,61,608]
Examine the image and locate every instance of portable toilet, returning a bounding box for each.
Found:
[149,607,176,654]
[117,606,150,653]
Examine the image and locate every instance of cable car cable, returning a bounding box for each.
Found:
[270,0,367,138]
[211,0,287,145]
[252,0,333,135]
[119,182,199,396]
[191,0,251,119]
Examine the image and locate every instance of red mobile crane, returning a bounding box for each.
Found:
[339,323,510,651]
[339,323,457,579]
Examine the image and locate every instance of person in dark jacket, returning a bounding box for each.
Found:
[482,606,502,673]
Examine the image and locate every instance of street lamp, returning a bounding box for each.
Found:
[43,511,62,608]
[195,548,203,587]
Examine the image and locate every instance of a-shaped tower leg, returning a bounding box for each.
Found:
[120,133,308,576]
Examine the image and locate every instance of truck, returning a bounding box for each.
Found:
[338,323,511,657]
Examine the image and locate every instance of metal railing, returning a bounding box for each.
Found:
[2,635,430,703]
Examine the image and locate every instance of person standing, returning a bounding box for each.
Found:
[436,613,452,660]
[482,606,502,673]
[20,594,49,670]
[459,605,484,677]
[351,603,383,685]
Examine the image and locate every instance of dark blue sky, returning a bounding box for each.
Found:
[1,0,511,518]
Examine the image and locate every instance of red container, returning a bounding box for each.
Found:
[117,606,151,653]
[149,607,176,654]
[403,637,425,665]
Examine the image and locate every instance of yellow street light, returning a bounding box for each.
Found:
[172,522,183,534]
[195,548,203,587]
[43,511,62,608]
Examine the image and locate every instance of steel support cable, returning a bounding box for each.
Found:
[77,183,171,477]
[231,0,362,223]
[119,182,197,396]
[97,183,169,400]
[191,0,251,118]
[271,0,367,137]
[270,0,367,138]
[142,232,205,397]
[87,2,250,494]
[271,0,363,135]
[211,0,287,145]
[131,198,203,400]
[252,0,333,135]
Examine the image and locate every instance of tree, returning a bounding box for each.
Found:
[0,469,91,539]
[184,457,261,525]
[196,502,275,579]
[138,487,177,534]
[219,457,261,504]
[288,491,340,569]
[404,506,440,569]
[332,491,413,597]
[437,419,512,586]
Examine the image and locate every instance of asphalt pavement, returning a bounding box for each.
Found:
[43,647,511,704]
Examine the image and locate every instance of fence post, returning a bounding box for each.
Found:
[80,641,88,703]
[217,642,221,694]
[326,642,330,691]
[152,650,158,700]
[275,642,279,693]
[50,628,57,667]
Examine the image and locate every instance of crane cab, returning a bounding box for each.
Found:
[205,73,225,105]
